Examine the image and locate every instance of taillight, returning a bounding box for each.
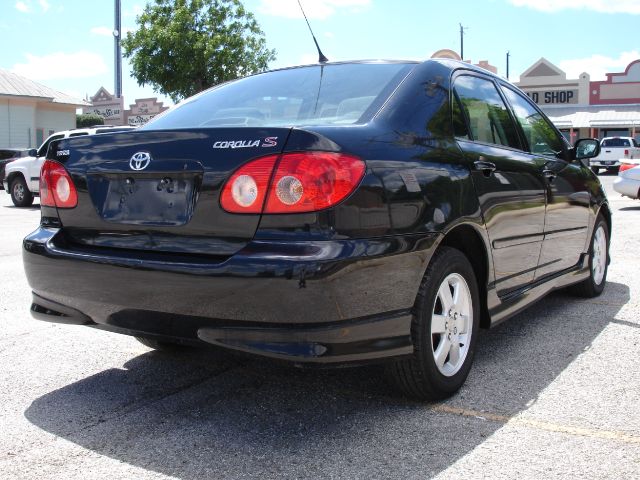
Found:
[619,163,636,173]
[220,152,366,214]
[220,155,279,213]
[625,149,629,156]
[40,160,78,208]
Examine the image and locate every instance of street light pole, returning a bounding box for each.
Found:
[506,51,510,80]
[114,0,122,98]
[459,23,465,60]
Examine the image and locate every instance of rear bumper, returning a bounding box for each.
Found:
[24,227,438,364]
[590,159,621,168]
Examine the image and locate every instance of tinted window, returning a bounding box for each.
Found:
[144,63,414,129]
[68,132,89,137]
[453,75,519,148]
[602,138,631,147]
[501,86,564,156]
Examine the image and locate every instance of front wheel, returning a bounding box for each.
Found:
[10,177,34,207]
[569,214,609,297]
[388,247,480,400]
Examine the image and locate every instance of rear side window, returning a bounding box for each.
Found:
[602,138,631,147]
[453,75,519,148]
[0,150,16,160]
[143,63,415,129]
[501,86,564,156]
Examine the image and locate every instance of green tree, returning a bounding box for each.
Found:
[122,0,276,103]
[76,113,104,128]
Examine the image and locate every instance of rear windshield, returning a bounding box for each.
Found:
[143,63,415,130]
[602,138,631,147]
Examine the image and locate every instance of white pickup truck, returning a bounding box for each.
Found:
[3,126,134,207]
[590,136,640,174]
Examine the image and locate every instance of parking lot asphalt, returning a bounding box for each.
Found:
[1,173,639,480]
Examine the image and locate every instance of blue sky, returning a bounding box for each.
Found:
[2,0,639,107]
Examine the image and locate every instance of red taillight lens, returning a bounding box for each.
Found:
[220,152,366,214]
[40,160,77,208]
[619,163,636,173]
[220,155,279,213]
[265,152,365,213]
[624,149,629,156]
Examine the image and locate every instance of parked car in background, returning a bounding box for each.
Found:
[3,125,135,206]
[613,161,640,199]
[24,59,610,400]
[0,148,31,190]
[590,136,640,174]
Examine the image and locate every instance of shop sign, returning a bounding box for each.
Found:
[525,90,578,105]
[89,105,123,120]
[127,114,156,126]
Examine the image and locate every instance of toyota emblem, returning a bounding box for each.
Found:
[129,152,151,171]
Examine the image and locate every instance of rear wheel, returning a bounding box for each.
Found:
[388,247,480,400]
[569,214,608,297]
[591,167,599,175]
[10,176,33,207]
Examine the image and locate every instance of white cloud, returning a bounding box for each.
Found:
[324,31,334,38]
[509,0,640,14]
[258,0,371,20]
[39,0,50,12]
[559,51,640,81]
[15,1,30,13]
[12,51,108,81]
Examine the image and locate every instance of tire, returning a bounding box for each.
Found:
[569,214,609,298]
[388,246,480,400]
[591,167,599,175]
[10,176,34,207]
[135,336,192,352]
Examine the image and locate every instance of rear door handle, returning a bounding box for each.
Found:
[473,160,496,177]
[543,169,557,182]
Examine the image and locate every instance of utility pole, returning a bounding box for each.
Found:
[506,51,510,80]
[459,23,467,60]
[113,0,122,98]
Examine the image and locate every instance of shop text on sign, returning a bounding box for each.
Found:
[526,90,578,105]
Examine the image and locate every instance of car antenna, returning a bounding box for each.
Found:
[297,0,329,63]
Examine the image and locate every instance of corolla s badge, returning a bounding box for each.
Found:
[130,152,151,171]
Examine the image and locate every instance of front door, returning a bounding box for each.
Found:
[499,85,590,278]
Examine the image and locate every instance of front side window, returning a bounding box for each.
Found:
[453,75,520,148]
[501,86,564,157]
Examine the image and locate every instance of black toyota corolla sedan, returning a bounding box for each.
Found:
[23,59,609,399]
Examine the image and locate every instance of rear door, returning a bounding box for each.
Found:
[452,73,547,296]
[499,85,590,278]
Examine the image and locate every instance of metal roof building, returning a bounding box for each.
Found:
[0,69,87,148]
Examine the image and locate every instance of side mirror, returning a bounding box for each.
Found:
[28,148,37,157]
[574,138,600,159]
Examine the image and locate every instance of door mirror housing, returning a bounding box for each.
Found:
[28,148,37,157]
[573,138,600,160]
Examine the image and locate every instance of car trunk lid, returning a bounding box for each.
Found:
[50,128,290,257]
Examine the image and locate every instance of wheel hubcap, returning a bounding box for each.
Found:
[431,273,473,377]
[14,184,24,201]
[592,225,607,286]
